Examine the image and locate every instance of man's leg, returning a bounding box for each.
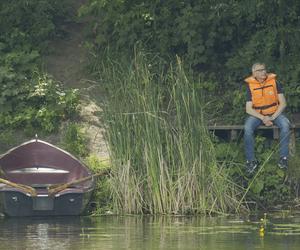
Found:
[244,115,262,161]
[273,114,290,158]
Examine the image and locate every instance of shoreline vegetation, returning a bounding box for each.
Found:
[89,50,300,216]
[78,0,300,215]
[1,1,300,216]
[99,51,245,215]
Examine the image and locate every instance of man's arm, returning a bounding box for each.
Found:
[246,101,263,119]
[270,93,287,120]
[245,101,273,126]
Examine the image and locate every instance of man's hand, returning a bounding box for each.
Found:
[262,116,273,126]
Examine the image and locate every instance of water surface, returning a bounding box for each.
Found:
[1,213,300,250]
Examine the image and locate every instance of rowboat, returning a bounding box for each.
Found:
[0,139,95,216]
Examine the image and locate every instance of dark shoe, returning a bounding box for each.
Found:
[245,160,258,175]
[278,157,288,169]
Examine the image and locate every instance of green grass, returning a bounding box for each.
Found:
[97,50,244,215]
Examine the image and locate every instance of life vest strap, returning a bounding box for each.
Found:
[253,85,273,91]
[254,102,278,110]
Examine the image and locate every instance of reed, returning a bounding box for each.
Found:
[100,50,243,214]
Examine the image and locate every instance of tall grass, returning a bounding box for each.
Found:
[100,51,243,214]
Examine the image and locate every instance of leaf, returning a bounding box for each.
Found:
[251,179,264,194]
[276,169,285,178]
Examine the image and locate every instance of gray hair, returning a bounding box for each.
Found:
[252,62,265,72]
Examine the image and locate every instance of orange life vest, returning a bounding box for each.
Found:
[244,73,279,115]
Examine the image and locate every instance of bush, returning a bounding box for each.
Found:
[61,123,88,157]
[0,73,79,134]
[80,1,300,122]
[0,0,79,134]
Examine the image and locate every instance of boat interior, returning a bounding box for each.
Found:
[0,141,92,189]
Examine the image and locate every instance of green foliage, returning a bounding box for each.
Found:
[85,154,110,172]
[248,163,290,205]
[286,150,300,198]
[0,72,79,134]
[0,0,72,51]
[0,48,40,114]
[84,155,112,214]
[61,123,88,157]
[213,133,297,208]
[0,0,79,135]
[99,51,242,214]
[0,130,17,152]
[88,175,112,215]
[81,0,300,122]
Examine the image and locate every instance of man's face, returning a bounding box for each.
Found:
[253,65,267,82]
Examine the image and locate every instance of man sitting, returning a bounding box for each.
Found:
[244,63,290,174]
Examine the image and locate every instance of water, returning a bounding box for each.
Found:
[1,214,300,250]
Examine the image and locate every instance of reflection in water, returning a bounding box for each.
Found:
[0,217,87,250]
[0,215,300,249]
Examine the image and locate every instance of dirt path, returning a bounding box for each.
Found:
[42,1,109,159]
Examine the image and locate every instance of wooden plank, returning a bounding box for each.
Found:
[208,125,244,130]
[208,123,300,130]
[230,129,238,140]
[273,128,279,139]
[207,123,300,154]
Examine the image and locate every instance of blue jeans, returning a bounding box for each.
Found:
[244,114,290,161]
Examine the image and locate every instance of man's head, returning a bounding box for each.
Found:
[252,63,267,83]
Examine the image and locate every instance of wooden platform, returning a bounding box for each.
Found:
[208,123,300,154]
